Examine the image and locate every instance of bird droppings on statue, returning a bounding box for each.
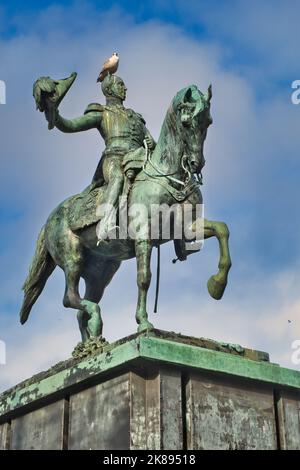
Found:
[97,52,119,82]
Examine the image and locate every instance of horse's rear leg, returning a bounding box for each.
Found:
[135,240,154,332]
[201,218,232,299]
[78,261,121,342]
[63,267,102,339]
[76,277,102,342]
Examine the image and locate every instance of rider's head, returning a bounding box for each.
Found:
[101,75,127,102]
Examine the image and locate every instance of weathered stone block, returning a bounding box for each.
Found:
[276,390,300,450]
[186,373,277,450]
[69,374,130,450]
[0,329,299,450]
[0,422,10,450]
[10,400,68,450]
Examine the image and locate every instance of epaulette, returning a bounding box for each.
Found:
[84,103,104,114]
[134,111,146,124]
[125,108,146,124]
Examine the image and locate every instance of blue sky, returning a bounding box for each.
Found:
[0,0,300,390]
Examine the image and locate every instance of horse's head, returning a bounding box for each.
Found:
[176,84,213,176]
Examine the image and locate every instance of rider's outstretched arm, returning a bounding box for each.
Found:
[54,111,101,133]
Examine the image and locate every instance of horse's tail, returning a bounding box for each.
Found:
[20,226,56,324]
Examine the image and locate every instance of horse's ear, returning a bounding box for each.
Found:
[205,84,212,104]
[183,87,192,103]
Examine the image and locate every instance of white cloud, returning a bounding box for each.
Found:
[168,0,300,82]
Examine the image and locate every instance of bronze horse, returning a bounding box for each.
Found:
[20,84,231,343]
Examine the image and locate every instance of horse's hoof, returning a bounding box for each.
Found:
[207,275,227,300]
[137,321,154,333]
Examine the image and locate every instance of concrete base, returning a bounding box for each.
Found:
[0,329,300,450]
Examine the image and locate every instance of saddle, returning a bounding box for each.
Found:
[68,185,106,231]
[122,146,146,178]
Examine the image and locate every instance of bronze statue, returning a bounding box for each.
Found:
[21,66,231,348]
[54,73,156,240]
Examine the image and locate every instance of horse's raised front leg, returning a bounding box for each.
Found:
[135,240,154,332]
[201,218,232,300]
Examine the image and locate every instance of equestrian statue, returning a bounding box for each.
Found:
[20,60,232,351]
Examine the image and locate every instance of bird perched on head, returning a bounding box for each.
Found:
[97,52,119,83]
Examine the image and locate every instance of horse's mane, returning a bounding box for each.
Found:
[159,85,206,163]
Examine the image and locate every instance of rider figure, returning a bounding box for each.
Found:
[54,74,156,239]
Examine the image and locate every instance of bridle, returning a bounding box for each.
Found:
[142,137,202,188]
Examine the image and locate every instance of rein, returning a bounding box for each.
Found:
[142,139,191,187]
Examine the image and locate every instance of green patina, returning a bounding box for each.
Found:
[0,330,299,421]
[19,70,232,346]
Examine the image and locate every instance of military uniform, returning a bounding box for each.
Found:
[55,101,155,236]
[82,103,152,188]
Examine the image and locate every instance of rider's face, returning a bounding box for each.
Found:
[111,79,127,101]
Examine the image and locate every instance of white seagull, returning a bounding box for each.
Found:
[97,52,119,82]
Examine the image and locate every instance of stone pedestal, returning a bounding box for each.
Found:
[0,329,299,450]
